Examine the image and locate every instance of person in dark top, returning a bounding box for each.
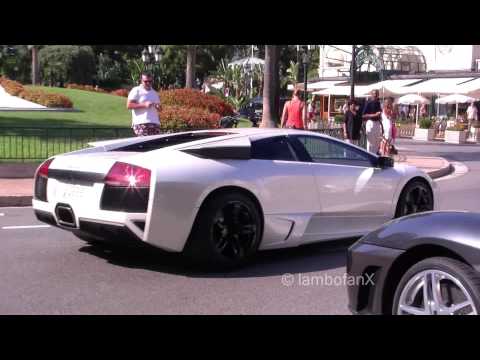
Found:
[343,99,360,145]
[362,89,383,154]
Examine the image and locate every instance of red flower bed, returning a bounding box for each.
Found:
[111,88,130,97]
[159,105,220,129]
[66,83,109,93]
[160,88,234,117]
[0,77,73,108]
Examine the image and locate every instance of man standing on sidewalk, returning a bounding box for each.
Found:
[127,73,161,136]
[362,89,383,154]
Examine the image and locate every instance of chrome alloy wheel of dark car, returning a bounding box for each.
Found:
[211,201,258,260]
[396,269,478,315]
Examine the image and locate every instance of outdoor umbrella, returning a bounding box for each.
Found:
[228,56,265,67]
[396,94,430,126]
[435,94,477,120]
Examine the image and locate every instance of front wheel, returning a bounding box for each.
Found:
[393,257,480,315]
[395,180,433,218]
[184,192,262,270]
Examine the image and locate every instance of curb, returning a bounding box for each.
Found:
[427,163,454,179]
[0,196,32,207]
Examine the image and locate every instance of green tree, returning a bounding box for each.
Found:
[39,45,96,86]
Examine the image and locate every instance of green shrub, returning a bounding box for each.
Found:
[419,118,433,129]
[334,114,344,124]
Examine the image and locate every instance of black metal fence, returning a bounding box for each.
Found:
[0,126,346,162]
[0,127,134,161]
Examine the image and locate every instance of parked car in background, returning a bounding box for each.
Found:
[348,211,480,315]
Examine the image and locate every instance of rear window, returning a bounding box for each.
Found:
[114,132,233,152]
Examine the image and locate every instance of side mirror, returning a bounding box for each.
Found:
[377,156,394,169]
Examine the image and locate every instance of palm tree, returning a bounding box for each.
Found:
[260,45,280,128]
[185,45,197,88]
[29,45,39,85]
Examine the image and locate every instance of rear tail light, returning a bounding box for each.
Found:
[104,162,151,188]
[101,162,151,213]
[37,158,54,179]
[34,158,54,202]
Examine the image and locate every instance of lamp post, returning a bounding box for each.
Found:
[244,62,253,98]
[350,45,357,100]
[297,45,318,127]
[142,45,163,88]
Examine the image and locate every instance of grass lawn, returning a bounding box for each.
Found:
[0,86,252,161]
[0,86,131,128]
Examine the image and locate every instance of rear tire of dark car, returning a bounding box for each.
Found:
[392,257,480,315]
[184,192,263,270]
[395,180,433,218]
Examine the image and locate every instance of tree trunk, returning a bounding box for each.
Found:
[31,46,39,86]
[185,45,196,89]
[260,45,279,128]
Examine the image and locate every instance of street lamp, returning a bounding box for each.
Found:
[244,62,252,98]
[297,45,318,126]
[142,45,163,88]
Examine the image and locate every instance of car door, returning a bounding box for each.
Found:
[249,135,321,249]
[290,134,399,242]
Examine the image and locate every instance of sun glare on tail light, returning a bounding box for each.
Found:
[104,162,151,188]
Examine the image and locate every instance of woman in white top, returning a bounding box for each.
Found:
[380,99,396,156]
[381,100,394,144]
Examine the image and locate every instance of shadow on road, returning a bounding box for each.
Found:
[78,237,357,278]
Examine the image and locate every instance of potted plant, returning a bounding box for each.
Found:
[414,118,435,141]
[445,123,467,144]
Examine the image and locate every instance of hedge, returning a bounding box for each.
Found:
[66,83,109,94]
[159,105,221,129]
[160,88,234,117]
[0,77,73,108]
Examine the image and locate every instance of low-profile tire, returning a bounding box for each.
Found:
[392,257,480,315]
[184,192,263,270]
[395,179,433,218]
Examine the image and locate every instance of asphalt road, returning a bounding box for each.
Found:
[1,138,479,315]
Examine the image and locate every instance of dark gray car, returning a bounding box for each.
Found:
[347,211,480,315]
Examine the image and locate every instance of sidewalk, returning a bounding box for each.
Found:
[0,155,453,207]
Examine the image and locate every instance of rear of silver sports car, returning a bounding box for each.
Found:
[32,152,152,246]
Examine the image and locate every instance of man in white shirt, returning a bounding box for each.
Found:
[127,73,161,136]
[467,102,478,123]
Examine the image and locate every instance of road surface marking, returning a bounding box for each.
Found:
[2,225,51,230]
[0,213,4,216]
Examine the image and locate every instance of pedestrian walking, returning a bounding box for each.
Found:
[127,73,161,136]
[343,99,361,145]
[362,89,383,154]
[380,99,397,157]
[281,88,307,129]
[467,101,478,124]
[307,95,320,129]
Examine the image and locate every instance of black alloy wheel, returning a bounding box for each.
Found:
[395,180,433,218]
[211,201,258,260]
[184,192,262,270]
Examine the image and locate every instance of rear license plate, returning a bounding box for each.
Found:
[55,183,91,202]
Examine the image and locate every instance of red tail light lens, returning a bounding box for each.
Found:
[104,162,151,188]
[37,158,54,178]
